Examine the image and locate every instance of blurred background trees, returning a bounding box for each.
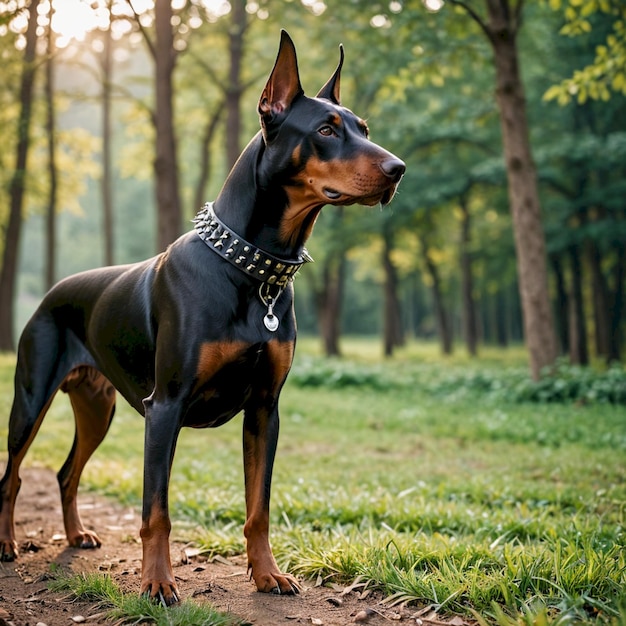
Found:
[0,0,624,375]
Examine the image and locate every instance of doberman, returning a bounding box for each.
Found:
[0,31,405,604]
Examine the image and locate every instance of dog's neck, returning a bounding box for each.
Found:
[212,132,322,260]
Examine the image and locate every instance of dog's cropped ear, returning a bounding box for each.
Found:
[316,44,344,105]
[259,30,303,127]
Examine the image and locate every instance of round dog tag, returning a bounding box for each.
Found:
[264,312,279,332]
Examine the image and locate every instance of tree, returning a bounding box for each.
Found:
[538,4,626,362]
[100,0,114,266]
[0,0,40,351]
[458,191,479,356]
[448,0,559,379]
[128,0,182,251]
[45,9,58,290]
[225,0,247,169]
[382,221,405,356]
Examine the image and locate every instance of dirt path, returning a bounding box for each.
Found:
[0,468,467,626]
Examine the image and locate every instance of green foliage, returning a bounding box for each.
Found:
[545,1,626,104]
[289,357,397,391]
[290,356,626,405]
[49,570,236,625]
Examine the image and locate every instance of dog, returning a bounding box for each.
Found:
[0,31,405,604]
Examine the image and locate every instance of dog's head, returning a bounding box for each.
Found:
[257,31,405,247]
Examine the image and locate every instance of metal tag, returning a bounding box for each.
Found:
[263,299,279,332]
[263,312,279,332]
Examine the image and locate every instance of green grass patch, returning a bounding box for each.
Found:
[1,340,625,624]
[48,570,237,625]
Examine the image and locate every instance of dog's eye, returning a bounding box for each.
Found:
[318,125,336,137]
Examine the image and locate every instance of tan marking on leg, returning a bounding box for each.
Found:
[140,499,179,604]
[59,366,116,549]
[243,339,299,594]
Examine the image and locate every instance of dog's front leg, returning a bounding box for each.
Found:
[243,403,300,595]
[139,396,182,605]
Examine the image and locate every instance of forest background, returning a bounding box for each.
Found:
[0,0,625,377]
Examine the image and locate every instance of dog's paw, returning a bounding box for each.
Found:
[0,539,18,562]
[68,530,102,550]
[252,569,301,595]
[141,580,180,606]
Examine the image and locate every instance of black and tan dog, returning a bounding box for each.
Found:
[0,31,404,604]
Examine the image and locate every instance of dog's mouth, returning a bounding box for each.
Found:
[323,188,343,201]
[323,184,398,206]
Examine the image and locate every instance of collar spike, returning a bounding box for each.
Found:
[194,202,309,286]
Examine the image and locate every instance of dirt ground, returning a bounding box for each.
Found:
[0,468,470,626]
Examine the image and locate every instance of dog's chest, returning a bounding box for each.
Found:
[182,341,273,428]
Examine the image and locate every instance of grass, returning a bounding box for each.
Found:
[48,570,237,625]
[1,339,625,624]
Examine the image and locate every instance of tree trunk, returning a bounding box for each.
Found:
[193,104,224,213]
[154,0,182,251]
[587,240,611,358]
[101,0,114,266]
[317,255,345,357]
[226,0,246,169]
[45,17,58,291]
[495,289,509,347]
[549,253,569,355]
[490,6,558,377]
[607,242,625,363]
[382,228,404,357]
[568,245,588,365]
[482,1,558,379]
[459,193,478,356]
[0,0,40,351]
[419,235,452,355]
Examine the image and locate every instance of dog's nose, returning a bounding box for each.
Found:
[380,157,406,182]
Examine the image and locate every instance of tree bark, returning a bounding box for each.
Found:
[193,104,224,213]
[0,0,40,351]
[459,193,478,356]
[153,0,182,251]
[453,0,559,378]
[488,3,558,378]
[382,228,404,357]
[226,0,247,169]
[45,16,58,291]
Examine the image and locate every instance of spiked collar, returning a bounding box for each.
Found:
[193,202,312,289]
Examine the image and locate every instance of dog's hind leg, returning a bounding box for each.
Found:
[0,394,59,561]
[0,318,68,561]
[57,366,116,549]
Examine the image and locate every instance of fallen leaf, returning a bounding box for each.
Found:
[211,555,231,565]
[184,547,201,559]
